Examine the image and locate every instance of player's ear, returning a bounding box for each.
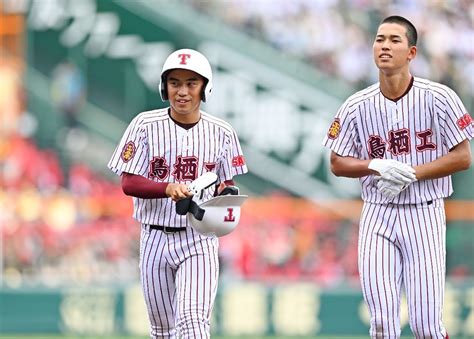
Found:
[407,45,417,62]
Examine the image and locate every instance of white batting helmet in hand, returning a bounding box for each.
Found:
[175,173,248,237]
[159,48,213,102]
[187,191,248,237]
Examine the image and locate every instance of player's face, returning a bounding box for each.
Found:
[167,69,204,122]
[373,23,416,75]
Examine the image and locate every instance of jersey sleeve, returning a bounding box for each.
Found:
[438,86,474,150]
[322,98,361,158]
[107,115,149,177]
[217,128,248,182]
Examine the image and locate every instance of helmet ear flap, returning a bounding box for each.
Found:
[160,82,168,101]
[203,79,212,102]
[159,71,169,101]
[200,79,209,102]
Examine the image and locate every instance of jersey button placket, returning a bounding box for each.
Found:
[388,102,398,128]
[394,101,403,125]
[182,132,190,153]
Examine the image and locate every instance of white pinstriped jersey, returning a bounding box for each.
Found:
[323,77,473,204]
[108,108,248,226]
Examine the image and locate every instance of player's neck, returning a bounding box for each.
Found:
[379,72,413,101]
[169,107,201,124]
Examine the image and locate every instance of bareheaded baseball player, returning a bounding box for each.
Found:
[323,15,472,339]
[108,48,248,338]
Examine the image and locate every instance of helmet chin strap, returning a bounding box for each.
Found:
[175,197,205,221]
[188,200,205,221]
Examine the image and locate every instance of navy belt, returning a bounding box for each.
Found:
[149,225,187,233]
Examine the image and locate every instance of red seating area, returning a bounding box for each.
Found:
[222,196,360,286]
[1,135,139,285]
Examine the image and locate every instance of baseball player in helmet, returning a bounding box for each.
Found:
[108,48,248,338]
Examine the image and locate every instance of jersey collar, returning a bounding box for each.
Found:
[168,108,200,130]
[381,76,414,102]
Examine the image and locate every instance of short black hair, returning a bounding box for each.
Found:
[381,15,418,46]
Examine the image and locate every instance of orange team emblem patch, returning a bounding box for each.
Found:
[327,118,341,139]
[121,141,136,162]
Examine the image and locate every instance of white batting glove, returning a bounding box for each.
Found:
[187,172,218,204]
[368,159,417,185]
[375,176,408,199]
[187,172,218,195]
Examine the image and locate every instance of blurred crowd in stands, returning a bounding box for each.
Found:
[0,59,136,287]
[187,0,474,109]
[221,198,361,287]
[1,135,139,286]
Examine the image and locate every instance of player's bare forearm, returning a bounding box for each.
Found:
[330,152,374,178]
[414,139,472,180]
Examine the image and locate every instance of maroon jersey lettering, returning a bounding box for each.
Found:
[149,157,170,180]
[388,128,410,155]
[367,135,386,159]
[172,156,198,181]
[416,129,436,152]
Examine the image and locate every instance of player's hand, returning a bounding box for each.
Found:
[375,176,408,199]
[216,182,226,195]
[368,159,417,185]
[166,183,193,202]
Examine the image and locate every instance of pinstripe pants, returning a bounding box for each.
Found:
[139,225,219,339]
[359,200,449,339]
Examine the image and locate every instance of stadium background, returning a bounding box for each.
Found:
[0,0,473,338]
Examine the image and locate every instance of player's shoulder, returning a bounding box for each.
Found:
[200,111,235,134]
[132,108,169,126]
[413,77,457,98]
[343,82,380,110]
